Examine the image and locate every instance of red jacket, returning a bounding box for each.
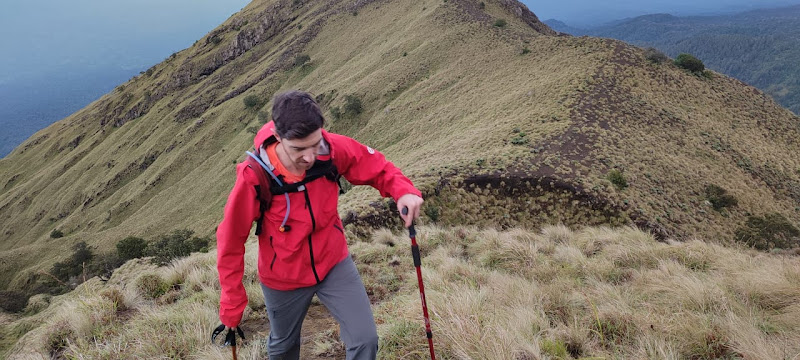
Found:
[217,121,421,327]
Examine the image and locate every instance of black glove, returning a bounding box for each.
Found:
[211,324,246,346]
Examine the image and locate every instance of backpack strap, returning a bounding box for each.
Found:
[244,151,342,235]
[245,155,273,236]
[269,159,341,195]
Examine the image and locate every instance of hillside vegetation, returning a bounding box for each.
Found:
[1,0,799,328]
[3,225,800,358]
[546,5,800,114]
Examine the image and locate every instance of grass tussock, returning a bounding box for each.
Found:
[4,225,800,359]
[375,225,800,359]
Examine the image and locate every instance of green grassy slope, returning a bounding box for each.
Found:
[1,0,799,294]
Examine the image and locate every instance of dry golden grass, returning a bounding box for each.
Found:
[5,224,798,358]
[374,225,800,359]
[1,2,799,353]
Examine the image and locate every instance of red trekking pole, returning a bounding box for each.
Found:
[402,207,436,359]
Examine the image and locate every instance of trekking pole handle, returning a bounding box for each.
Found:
[402,207,422,268]
[401,207,417,237]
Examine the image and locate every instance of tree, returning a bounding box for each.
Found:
[644,47,669,64]
[343,95,363,116]
[243,94,263,109]
[674,53,705,73]
[117,236,148,261]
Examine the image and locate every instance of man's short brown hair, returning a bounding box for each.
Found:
[271,90,325,139]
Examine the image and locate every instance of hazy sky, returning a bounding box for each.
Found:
[520,0,800,25]
[3,0,800,81]
[0,0,250,157]
[0,0,250,84]
[3,0,800,157]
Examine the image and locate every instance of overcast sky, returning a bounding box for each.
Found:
[0,0,250,84]
[0,0,250,157]
[520,0,800,25]
[3,0,800,81]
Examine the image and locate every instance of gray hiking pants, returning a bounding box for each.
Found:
[260,255,378,360]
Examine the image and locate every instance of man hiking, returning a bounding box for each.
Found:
[216,90,423,359]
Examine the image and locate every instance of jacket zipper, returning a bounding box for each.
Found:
[303,187,321,283]
[269,236,276,271]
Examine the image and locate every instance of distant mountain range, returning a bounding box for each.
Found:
[545,5,800,114]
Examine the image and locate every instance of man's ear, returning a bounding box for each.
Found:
[272,128,281,142]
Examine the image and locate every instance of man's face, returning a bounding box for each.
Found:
[276,129,322,171]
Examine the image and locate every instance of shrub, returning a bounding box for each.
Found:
[0,290,29,312]
[510,136,529,145]
[479,2,485,9]
[89,252,124,279]
[50,229,64,238]
[50,261,76,283]
[735,213,800,250]
[607,170,628,190]
[343,95,363,116]
[71,242,94,266]
[117,236,147,261]
[246,126,259,134]
[330,106,342,120]
[136,273,169,299]
[45,321,74,357]
[704,184,738,211]
[145,229,210,265]
[100,288,127,311]
[50,241,97,282]
[644,47,669,64]
[494,19,507,28]
[208,34,223,45]
[424,205,440,223]
[294,54,311,67]
[243,94,263,109]
[511,129,528,145]
[521,47,531,55]
[674,53,705,73]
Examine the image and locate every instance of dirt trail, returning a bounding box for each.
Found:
[240,303,344,358]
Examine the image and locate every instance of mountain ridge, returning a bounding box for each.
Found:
[1,0,799,296]
[544,5,800,114]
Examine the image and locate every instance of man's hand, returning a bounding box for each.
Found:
[397,194,423,228]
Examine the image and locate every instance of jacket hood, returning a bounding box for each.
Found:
[253,121,277,149]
